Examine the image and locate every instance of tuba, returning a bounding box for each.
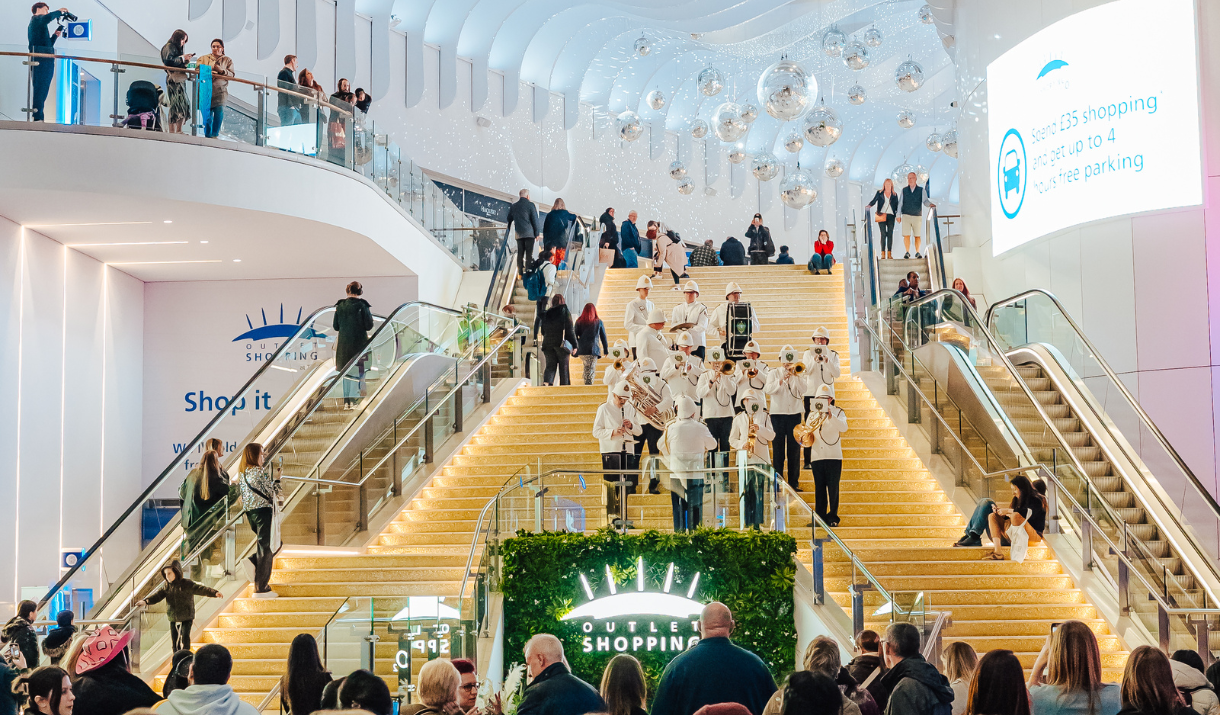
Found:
[622,364,676,431]
[793,411,829,448]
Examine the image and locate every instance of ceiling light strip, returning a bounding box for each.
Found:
[106,260,224,266]
[66,241,189,247]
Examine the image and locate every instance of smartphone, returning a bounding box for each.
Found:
[1050,622,1061,633]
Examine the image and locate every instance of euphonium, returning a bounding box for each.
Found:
[794,411,829,448]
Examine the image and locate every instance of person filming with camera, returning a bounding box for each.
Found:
[28,4,74,122]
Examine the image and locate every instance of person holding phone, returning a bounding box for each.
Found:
[238,443,282,598]
[161,29,195,134]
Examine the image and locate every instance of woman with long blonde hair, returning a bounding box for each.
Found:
[868,179,899,259]
[237,442,282,598]
[1028,620,1120,715]
[942,642,978,715]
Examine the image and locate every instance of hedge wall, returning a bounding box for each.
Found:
[500,528,797,694]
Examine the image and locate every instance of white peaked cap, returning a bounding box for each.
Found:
[725,282,743,297]
[743,340,762,354]
[812,326,831,340]
[682,280,700,294]
[647,308,666,324]
[675,395,698,420]
[676,331,695,347]
[740,389,767,408]
[778,345,797,363]
[637,357,659,372]
[613,338,630,349]
[612,381,633,398]
[815,384,834,399]
[636,276,653,290]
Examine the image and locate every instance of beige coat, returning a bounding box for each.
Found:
[761,685,861,715]
[198,53,234,107]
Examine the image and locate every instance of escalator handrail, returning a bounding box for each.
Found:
[864,210,878,307]
[485,225,519,310]
[983,288,1220,525]
[927,208,948,290]
[38,300,461,611]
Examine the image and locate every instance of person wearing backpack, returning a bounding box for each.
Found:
[526,247,557,343]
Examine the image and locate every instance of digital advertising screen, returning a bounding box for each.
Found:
[986,0,1203,256]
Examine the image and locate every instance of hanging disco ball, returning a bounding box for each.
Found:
[783,131,804,153]
[825,158,845,178]
[941,128,959,158]
[677,176,695,195]
[634,35,652,56]
[669,160,687,179]
[691,119,709,139]
[897,108,916,129]
[740,102,759,124]
[863,26,883,48]
[757,59,814,121]
[891,162,916,185]
[926,132,943,152]
[713,102,747,142]
[842,40,870,71]
[751,152,780,181]
[896,57,925,92]
[698,67,725,97]
[780,168,817,208]
[617,110,644,141]
[847,84,867,105]
[727,146,747,164]
[914,164,930,185]
[646,90,666,111]
[804,103,842,146]
[822,26,846,57]
[918,4,935,24]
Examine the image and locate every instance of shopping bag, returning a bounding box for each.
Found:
[1006,509,1032,563]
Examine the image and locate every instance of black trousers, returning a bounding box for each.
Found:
[706,417,733,453]
[742,469,764,528]
[770,413,802,489]
[671,479,704,531]
[170,620,193,652]
[542,346,570,385]
[692,346,706,360]
[750,251,769,265]
[533,297,548,340]
[30,47,55,122]
[877,216,895,253]
[670,269,688,285]
[635,424,663,489]
[516,237,535,277]
[245,507,275,593]
[602,452,640,519]
[812,459,843,524]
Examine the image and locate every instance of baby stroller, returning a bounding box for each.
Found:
[121,80,163,131]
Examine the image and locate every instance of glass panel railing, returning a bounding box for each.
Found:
[0,49,480,264]
[986,289,1220,584]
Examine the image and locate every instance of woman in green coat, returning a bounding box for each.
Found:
[334,281,374,407]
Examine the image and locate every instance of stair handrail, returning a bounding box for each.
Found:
[926,207,948,291]
[557,216,595,310]
[983,288,1220,528]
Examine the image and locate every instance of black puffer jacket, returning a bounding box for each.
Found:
[1,617,37,670]
[144,577,221,622]
[539,305,576,351]
[719,237,747,266]
[333,297,374,367]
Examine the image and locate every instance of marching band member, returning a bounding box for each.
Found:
[802,326,841,468]
[709,282,761,355]
[734,340,768,409]
[697,347,738,455]
[634,308,671,371]
[801,384,849,527]
[765,346,807,491]
[662,332,703,402]
[632,357,674,494]
[602,339,634,397]
[592,380,644,525]
[661,395,717,532]
[623,276,654,354]
[729,389,776,528]
[670,281,710,360]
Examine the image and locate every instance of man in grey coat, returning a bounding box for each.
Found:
[868,622,954,715]
[507,188,543,277]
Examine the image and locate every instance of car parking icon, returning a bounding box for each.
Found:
[1003,149,1020,197]
[997,128,1027,219]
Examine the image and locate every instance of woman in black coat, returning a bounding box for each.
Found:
[745,213,774,265]
[868,179,900,259]
[2,600,38,671]
[539,294,577,386]
[334,281,374,407]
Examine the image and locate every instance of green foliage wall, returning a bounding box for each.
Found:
[500,529,797,693]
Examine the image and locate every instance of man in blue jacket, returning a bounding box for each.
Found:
[516,634,606,715]
[650,602,776,715]
[620,211,642,268]
[28,4,68,122]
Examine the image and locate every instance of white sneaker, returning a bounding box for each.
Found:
[672,286,680,291]
[252,590,279,599]
[240,558,256,583]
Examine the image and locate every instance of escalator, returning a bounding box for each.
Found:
[35,300,522,678]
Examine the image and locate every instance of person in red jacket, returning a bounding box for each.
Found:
[807,230,835,274]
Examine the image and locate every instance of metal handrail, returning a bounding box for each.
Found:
[984,289,1220,525]
[927,208,948,290]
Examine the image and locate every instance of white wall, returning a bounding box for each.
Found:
[141,275,415,492]
[951,0,1220,493]
[0,216,143,613]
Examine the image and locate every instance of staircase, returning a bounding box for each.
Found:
[877,256,931,299]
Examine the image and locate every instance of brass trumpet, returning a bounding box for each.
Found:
[719,360,736,375]
[792,363,806,375]
[613,358,625,371]
[741,359,758,380]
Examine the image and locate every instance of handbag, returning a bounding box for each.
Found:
[875,211,887,223]
[328,120,347,148]
[1006,509,1032,563]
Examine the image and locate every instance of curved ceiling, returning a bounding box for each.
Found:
[401,0,962,199]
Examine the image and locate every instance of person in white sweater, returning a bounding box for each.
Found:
[803,384,849,526]
[670,281,710,359]
[623,275,654,353]
[734,340,769,409]
[766,345,807,491]
[710,282,761,356]
[602,339,634,397]
[802,326,841,468]
[730,389,776,528]
[656,231,690,290]
[661,395,718,531]
[592,381,644,524]
[634,308,671,372]
[662,332,703,402]
[631,356,674,494]
[697,346,739,456]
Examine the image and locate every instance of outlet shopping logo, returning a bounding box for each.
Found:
[997,128,1027,219]
[234,304,326,364]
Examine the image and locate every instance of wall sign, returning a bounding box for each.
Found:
[563,560,704,655]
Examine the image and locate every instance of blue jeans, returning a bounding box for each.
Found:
[964,499,995,538]
[623,248,639,268]
[204,105,224,138]
[277,105,300,127]
[808,254,835,273]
